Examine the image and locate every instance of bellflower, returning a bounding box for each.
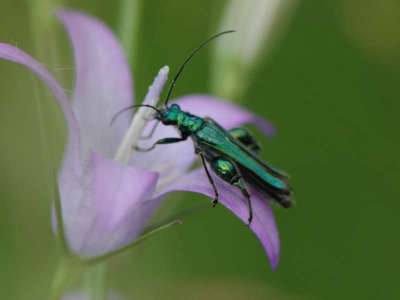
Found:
[0,10,280,268]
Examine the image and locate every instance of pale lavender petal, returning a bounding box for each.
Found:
[0,43,83,183]
[157,168,280,269]
[175,94,276,136]
[58,10,133,159]
[63,152,159,257]
[130,121,193,186]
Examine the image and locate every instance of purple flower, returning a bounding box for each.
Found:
[0,10,280,268]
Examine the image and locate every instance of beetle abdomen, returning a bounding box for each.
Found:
[240,166,293,208]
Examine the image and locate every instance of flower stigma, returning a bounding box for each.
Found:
[114,66,169,164]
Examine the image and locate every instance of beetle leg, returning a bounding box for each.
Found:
[233,177,253,225]
[210,157,253,225]
[229,127,261,154]
[199,153,220,207]
[134,136,187,152]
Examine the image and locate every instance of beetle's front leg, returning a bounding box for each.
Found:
[134,135,188,152]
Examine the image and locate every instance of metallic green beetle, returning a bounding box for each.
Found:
[136,103,292,224]
[117,31,292,224]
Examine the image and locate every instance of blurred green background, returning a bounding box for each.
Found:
[1,0,399,299]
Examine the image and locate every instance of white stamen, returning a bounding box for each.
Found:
[114,66,169,164]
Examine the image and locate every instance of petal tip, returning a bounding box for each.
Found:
[254,115,277,136]
[270,253,280,271]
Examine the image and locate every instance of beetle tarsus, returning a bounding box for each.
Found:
[212,198,218,207]
[134,145,155,152]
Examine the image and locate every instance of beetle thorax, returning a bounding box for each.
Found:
[161,104,203,134]
[177,112,203,134]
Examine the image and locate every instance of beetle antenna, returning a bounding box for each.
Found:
[110,104,162,126]
[164,30,235,107]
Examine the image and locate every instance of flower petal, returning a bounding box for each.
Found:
[63,152,159,257]
[157,168,280,269]
[132,95,276,188]
[0,43,82,180]
[175,94,276,136]
[58,10,133,159]
[130,120,192,188]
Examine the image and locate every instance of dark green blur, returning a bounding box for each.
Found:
[0,0,399,299]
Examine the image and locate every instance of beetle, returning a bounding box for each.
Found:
[114,31,292,224]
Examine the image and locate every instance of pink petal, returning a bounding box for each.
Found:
[58,10,133,159]
[63,152,159,257]
[0,43,82,181]
[157,168,280,269]
[175,94,276,136]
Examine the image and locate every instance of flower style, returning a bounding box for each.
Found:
[0,10,280,268]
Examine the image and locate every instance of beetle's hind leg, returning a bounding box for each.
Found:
[233,178,253,225]
[199,153,219,207]
[210,157,253,224]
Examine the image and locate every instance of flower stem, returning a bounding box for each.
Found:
[49,257,83,300]
[83,263,107,300]
[28,0,64,197]
[118,0,142,66]
[28,0,63,62]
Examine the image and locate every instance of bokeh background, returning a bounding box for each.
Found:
[1,0,399,299]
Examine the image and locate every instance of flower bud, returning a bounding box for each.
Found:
[210,0,297,100]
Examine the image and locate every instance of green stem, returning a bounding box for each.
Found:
[28,0,62,60]
[83,263,107,300]
[118,0,142,66]
[28,0,66,213]
[49,257,83,300]
[28,3,78,299]
[28,0,62,197]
